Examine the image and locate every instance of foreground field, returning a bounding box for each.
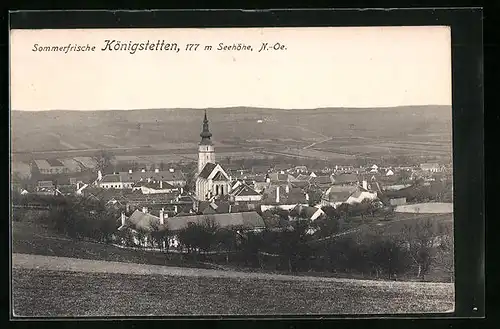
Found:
[11,220,222,270]
[12,255,454,317]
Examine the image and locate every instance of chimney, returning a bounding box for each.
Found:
[155,168,159,173]
[285,185,290,194]
[160,181,163,189]
[306,193,310,201]
[159,208,164,225]
[276,186,280,203]
[97,170,103,181]
[180,187,184,194]
[121,212,126,226]
[129,169,133,174]
[362,180,368,190]
[142,207,148,213]
[174,205,178,213]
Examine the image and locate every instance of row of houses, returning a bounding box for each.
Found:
[30,157,99,175]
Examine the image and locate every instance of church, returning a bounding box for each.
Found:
[195,111,231,201]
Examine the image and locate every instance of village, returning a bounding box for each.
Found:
[11,111,454,279]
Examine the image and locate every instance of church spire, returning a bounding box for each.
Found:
[200,110,212,144]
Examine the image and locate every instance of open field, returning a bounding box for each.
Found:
[12,257,454,317]
[11,106,451,158]
[395,203,454,214]
[11,221,218,269]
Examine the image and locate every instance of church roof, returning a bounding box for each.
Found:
[212,171,228,181]
[198,163,217,179]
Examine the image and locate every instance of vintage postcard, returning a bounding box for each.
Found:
[10,26,454,317]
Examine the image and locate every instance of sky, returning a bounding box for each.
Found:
[10,26,452,111]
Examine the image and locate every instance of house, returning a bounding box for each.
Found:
[197,201,231,215]
[309,175,334,188]
[34,181,57,195]
[293,165,308,174]
[268,172,295,184]
[229,183,262,202]
[321,185,358,208]
[295,174,311,181]
[332,173,358,186]
[369,164,379,173]
[290,180,311,189]
[98,173,135,189]
[31,159,68,175]
[420,163,443,173]
[291,204,325,221]
[384,184,412,191]
[119,169,186,187]
[345,189,378,205]
[385,169,395,176]
[117,209,266,247]
[37,180,54,189]
[132,180,179,194]
[334,165,354,173]
[260,185,309,211]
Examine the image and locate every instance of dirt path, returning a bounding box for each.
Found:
[12,253,452,289]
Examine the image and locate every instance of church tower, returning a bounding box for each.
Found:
[198,110,215,174]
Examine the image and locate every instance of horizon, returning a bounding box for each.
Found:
[11,104,451,113]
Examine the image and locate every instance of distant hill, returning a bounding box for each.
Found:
[11,106,452,154]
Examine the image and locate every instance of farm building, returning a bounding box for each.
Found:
[98,174,135,189]
[31,159,68,175]
[97,169,187,190]
[57,159,82,173]
[116,208,266,248]
[73,157,98,170]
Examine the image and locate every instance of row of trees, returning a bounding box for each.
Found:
[15,191,453,282]
[114,207,453,281]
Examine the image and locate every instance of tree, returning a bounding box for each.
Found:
[275,220,310,273]
[367,235,410,279]
[135,228,148,247]
[321,206,340,220]
[435,222,454,282]
[150,221,168,251]
[239,230,264,268]
[400,219,436,281]
[311,216,339,239]
[94,150,114,173]
[216,228,238,263]
[184,169,197,193]
[307,189,322,206]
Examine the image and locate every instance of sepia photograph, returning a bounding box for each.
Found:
[10,25,455,317]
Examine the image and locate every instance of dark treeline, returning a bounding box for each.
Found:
[13,192,454,282]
